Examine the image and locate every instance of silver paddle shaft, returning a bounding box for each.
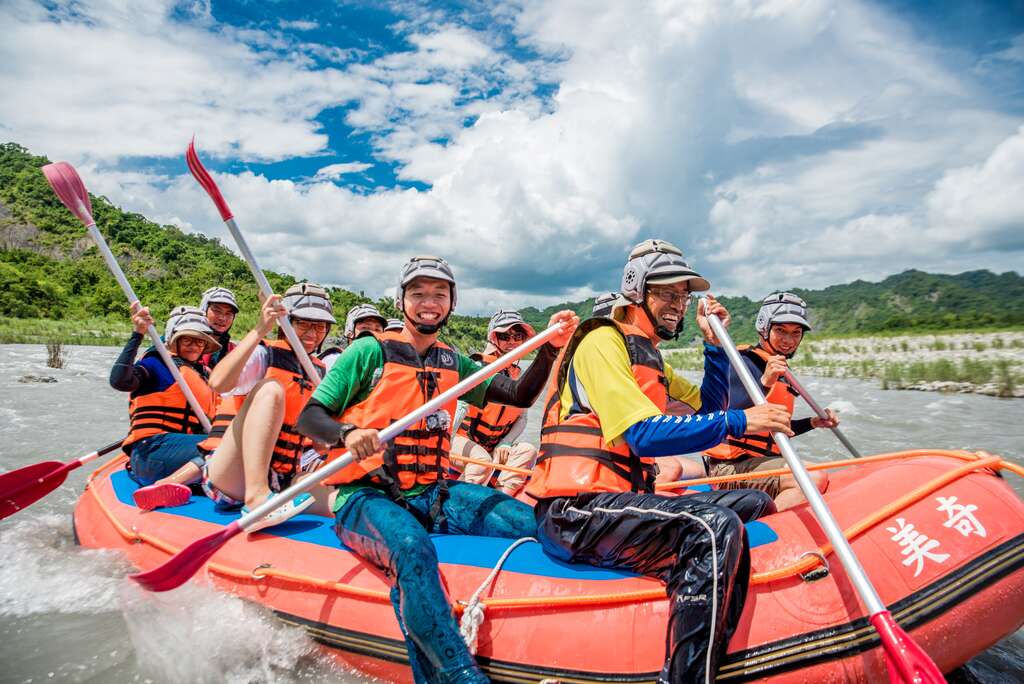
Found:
[237,323,564,529]
[783,370,862,458]
[706,312,885,615]
[84,220,212,432]
[223,217,322,384]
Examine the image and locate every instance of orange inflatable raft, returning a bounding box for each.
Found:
[73,449,1024,682]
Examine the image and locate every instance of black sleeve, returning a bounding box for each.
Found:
[297,399,346,446]
[109,333,147,393]
[792,417,815,437]
[482,342,558,408]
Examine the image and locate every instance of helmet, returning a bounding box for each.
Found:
[394,255,457,334]
[385,318,404,332]
[486,310,536,344]
[591,292,626,318]
[199,286,239,314]
[282,283,337,324]
[344,303,387,338]
[755,291,811,338]
[164,305,221,353]
[620,239,710,304]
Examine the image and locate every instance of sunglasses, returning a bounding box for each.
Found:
[495,330,527,342]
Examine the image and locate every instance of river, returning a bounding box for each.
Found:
[1,344,1021,683]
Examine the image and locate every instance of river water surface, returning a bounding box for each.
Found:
[1,344,1022,683]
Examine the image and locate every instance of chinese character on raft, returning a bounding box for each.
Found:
[935,495,986,538]
[886,518,950,578]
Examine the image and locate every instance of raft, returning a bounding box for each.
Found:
[73,450,1024,683]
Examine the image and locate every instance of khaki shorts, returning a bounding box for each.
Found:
[707,456,785,499]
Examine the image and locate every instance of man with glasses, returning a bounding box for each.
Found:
[452,310,539,496]
[704,292,839,511]
[199,286,240,369]
[526,239,790,684]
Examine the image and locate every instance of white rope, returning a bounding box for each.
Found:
[459,536,536,654]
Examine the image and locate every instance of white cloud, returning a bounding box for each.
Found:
[3,0,1021,312]
[280,19,319,31]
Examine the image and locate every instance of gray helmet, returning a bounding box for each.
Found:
[164,305,221,353]
[344,303,387,338]
[282,283,337,324]
[591,292,626,318]
[620,239,710,304]
[200,286,239,314]
[755,291,811,337]
[394,255,457,310]
[385,318,404,332]
[486,310,536,344]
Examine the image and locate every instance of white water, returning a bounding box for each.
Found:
[0,344,1021,682]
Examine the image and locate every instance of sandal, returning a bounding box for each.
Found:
[133,482,192,510]
[242,492,314,533]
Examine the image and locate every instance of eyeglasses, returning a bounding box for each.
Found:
[176,337,205,349]
[293,320,329,334]
[495,330,527,342]
[647,288,691,307]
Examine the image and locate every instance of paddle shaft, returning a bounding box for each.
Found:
[784,370,862,458]
[84,221,211,432]
[706,312,886,616]
[237,323,564,529]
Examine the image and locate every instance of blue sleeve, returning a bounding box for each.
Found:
[109,333,145,392]
[623,409,748,457]
[136,355,175,394]
[699,343,731,413]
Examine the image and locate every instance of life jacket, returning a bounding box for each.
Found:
[123,353,216,449]
[260,339,326,480]
[525,317,668,499]
[456,353,523,451]
[321,331,460,489]
[197,393,245,455]
[704,345,796,461]
[201,338,237,369]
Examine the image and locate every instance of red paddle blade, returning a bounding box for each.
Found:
[130,521,242,592]
[0,460,73,520]
[869,611,946,683]
[41,162,94,226]
[186,139,233,221]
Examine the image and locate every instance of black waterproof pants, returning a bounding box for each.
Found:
[535,489,775,684]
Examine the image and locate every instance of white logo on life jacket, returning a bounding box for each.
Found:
[935,496,986,538]
[440,350,455,367]
[886,517,950,578]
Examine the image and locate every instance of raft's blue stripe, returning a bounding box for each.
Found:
[111,470,776,581]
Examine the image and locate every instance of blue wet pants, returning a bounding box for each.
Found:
[334,481,536,684]
[127,433,206,486]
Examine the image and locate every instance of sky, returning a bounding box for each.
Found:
[1,0,1023,314]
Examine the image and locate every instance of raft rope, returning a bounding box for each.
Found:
[85,449,1024,617]
[458,536,537,653]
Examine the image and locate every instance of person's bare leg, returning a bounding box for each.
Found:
[497,442,537,496]
[453,434,496,485]
[774,470,829,512]
[152,461,202,487]
[305,484,337,517]
[238,380,286,508]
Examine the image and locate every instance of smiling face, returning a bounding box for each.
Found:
[403,276,452,329]
[644,282,691,334]
[492,325,528,354]
[766,322,805,356]
[291,318,330,353]
[351,318,384,339]
[205,302,236,334]
[173,335,207,362]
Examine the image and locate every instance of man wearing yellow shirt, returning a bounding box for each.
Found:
[527,239,791,684]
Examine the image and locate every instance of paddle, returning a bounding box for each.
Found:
[0,439,124,520]
[131,321,566,592]
[702,301,945,683]
[185,140,321,384]
[41,162,213,434]
[784,370,862,458]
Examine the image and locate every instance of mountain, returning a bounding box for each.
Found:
[2,142,1021,350]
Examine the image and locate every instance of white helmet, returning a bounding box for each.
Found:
[620,239,710,304]
[385,318,404,332]
[395,255,456,333]
[344,303,387,338]
[282,283,337,324]
[199,286,239,314]
[486,310,536,345]
[164,305,221,353]
[591,292,626,318]
[755,292,811,338]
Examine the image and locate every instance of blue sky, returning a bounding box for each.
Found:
[1,0,1023,313]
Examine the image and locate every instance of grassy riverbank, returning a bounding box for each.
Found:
[665,331,1024,398]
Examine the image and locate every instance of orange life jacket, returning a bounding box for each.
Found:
[260,339,326,479]
[123,353,216,449]
[704,345,796,461]
[525,317,668,499]
[321,331,460,489]
[456,353,523,451]
[197,393,245,455]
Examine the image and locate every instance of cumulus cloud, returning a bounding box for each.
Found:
[3,0,1021,312]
